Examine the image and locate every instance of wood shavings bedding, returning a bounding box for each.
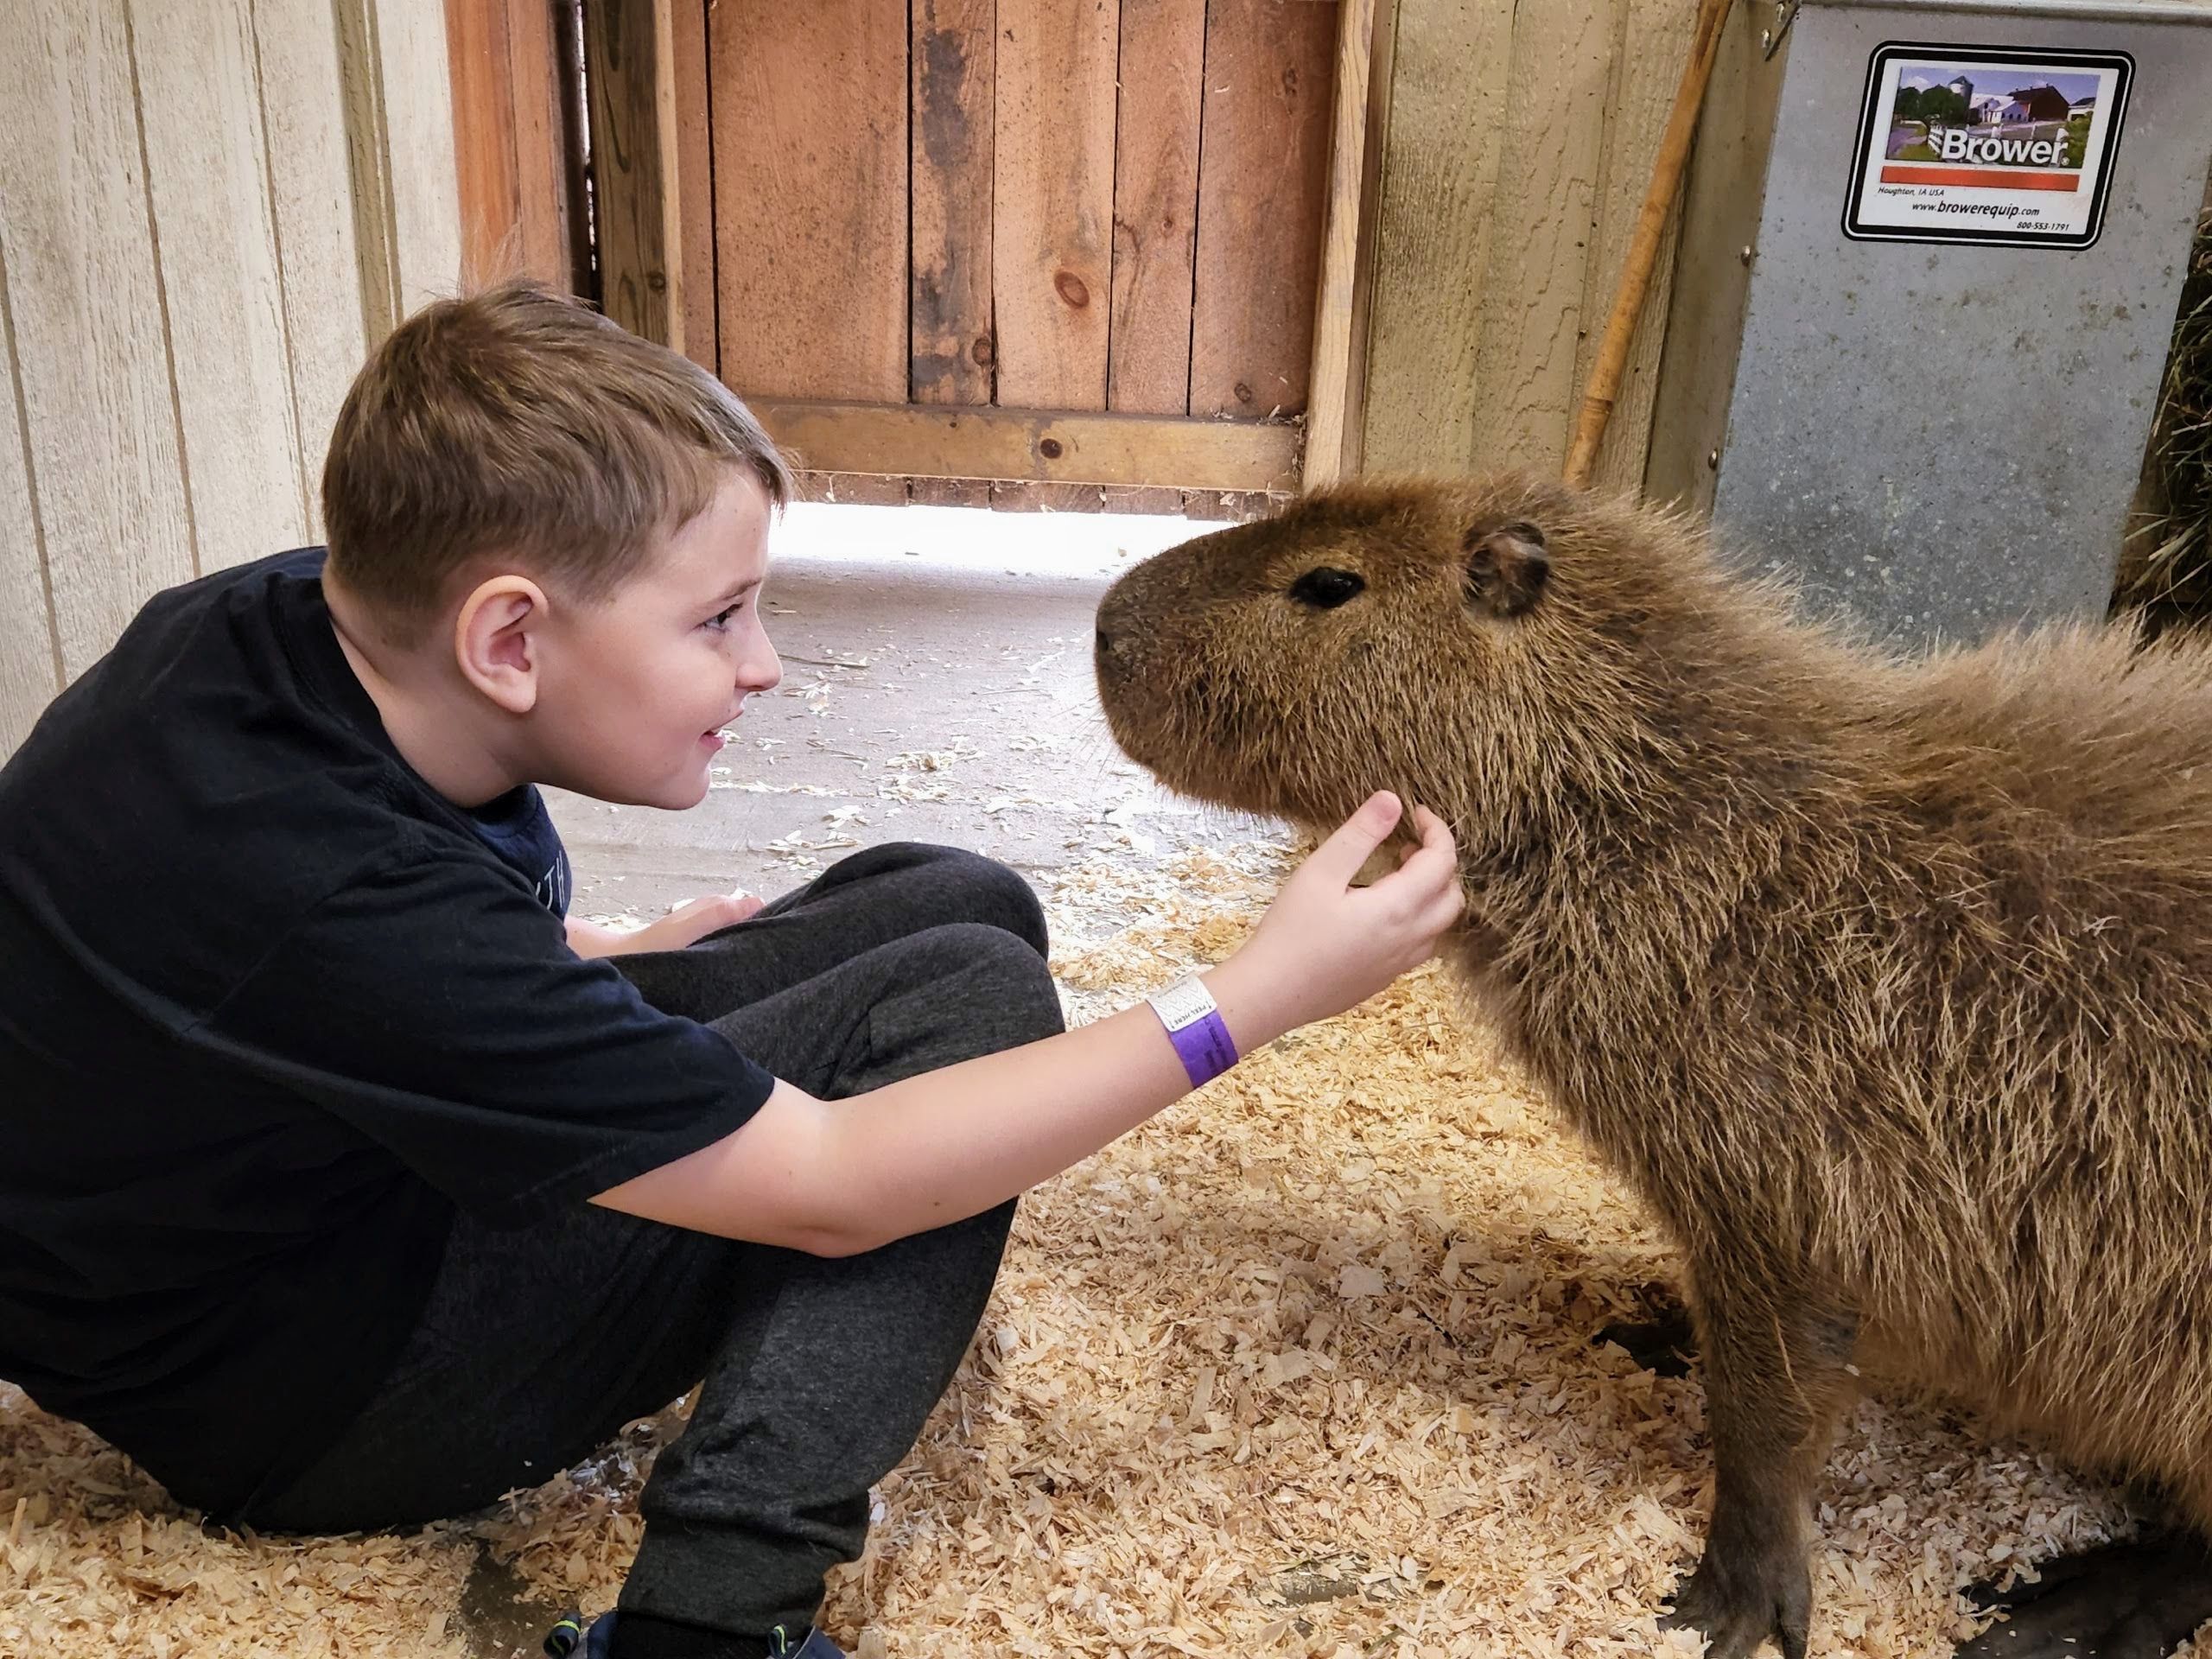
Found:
[2,841,2200,1658]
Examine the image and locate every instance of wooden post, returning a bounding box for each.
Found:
[1302,0,1378,493]
[444,0,576,292]
[1561,0,1733,488]
[447,0,524,288]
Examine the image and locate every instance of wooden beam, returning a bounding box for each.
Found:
[912,0,994,410]
[750,402,1301,493]
[336,0,462,336]
[1561,0,1726,487]
[377,0,465,315]
[1303,0,1377,491]
[909,0,995,508]
[506,0,575,288]
[0,233,60,753]
[444,0,575,291]
[553,0,594,299]
[1467,0,1616,474]
[1339,0,1398,481]
[1567,0,1705,491]
[1108,0,1205,416]
[334,0,404,342]
[445,0,522,288]
[652,0,683,353]
[1104,0,1206,513]
[1468,0,1610,473]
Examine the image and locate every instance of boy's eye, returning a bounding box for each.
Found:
[705,601,744,630]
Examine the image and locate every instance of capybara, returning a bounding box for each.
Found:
[1091,476,2212,1659]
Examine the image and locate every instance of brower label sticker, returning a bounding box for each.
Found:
[1843,42,2132,248]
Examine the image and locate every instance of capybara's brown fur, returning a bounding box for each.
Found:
[1092,476,2212,1657]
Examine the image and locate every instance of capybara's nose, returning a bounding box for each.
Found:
[1095,623,1115,656]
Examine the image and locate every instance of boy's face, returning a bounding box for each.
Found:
[531,472,781,809]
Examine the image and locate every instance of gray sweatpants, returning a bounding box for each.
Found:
[241,842,1065,1637]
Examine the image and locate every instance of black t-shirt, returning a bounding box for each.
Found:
[0,549,773,1511]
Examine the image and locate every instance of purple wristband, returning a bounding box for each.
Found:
[1148,976,1240,1089]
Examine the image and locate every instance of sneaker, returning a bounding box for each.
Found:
[542,1614,611,1659]
[542,1613,848,1658]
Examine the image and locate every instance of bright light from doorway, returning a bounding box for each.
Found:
[773,500,1211,583]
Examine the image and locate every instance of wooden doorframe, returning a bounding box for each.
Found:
[1301,0,1381,492]
[443,0,589,296]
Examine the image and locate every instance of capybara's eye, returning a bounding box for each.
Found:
[1288,567,1365,609]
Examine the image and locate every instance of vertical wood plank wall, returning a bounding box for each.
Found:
[0,0,461,756]
[1358,0,1700,482]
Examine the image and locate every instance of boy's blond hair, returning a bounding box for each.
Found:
[321,282,792,639]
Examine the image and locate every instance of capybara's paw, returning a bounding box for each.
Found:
[1955,1532,2212,1658]
[1662,1538,1811,1659]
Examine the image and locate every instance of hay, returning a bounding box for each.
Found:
[3,839,2203,1658]
[2120,201,2212,629]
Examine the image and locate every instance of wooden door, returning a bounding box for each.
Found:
[693,0,1342,512]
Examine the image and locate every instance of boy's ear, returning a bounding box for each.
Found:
[1463,520,1549,619]
[454,575,548,715]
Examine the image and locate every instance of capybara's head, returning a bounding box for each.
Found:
[1094,475,1761,861]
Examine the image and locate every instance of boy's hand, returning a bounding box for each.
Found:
[566,891,765,959]
[1215,792,1463,1036]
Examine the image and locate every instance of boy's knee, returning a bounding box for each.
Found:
[916,921,1063,1045]
[877,843,1049,959]
[959,853,1049,960]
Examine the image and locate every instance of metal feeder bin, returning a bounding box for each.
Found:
[1645,0,2212,647]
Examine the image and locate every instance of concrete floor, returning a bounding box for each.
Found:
[547,499,1266,924]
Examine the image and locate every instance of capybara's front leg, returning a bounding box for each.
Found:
[1662,1280,1859,1659]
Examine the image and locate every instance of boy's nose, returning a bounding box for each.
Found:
[741,645,782,694]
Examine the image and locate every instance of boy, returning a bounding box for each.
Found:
[0,283,1463,1659]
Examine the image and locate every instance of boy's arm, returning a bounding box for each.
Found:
[593,794,1463,1255]
[593,957,1263,1255]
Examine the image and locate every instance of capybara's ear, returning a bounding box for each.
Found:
[1463,520,1550,619]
